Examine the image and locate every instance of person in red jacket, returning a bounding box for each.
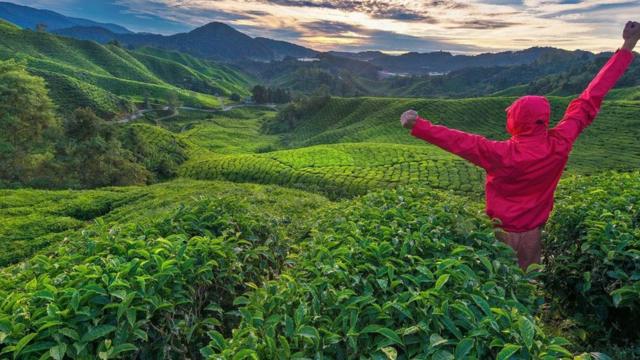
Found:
[401,22,640,270]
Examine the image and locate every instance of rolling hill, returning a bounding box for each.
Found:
[0,19,252,117]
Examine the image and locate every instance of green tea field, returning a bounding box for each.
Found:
[2,91,640,359]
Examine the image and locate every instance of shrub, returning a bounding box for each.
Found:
[544,171,640,344]
[206,188,574,359]
[0,194,304,359]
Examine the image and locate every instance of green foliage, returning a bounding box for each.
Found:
[119,123,190,180]
[269,96,640,175]
[544,171,640,346]
[60,108,150,188]
[0,25,252,116]
[206,188,573,359]
[180,143,484,199]
[0,188,129,267]
[178,109,281,154]
[264,93,331,134]
[0,59,60,186]
[251,85,291,104]
[0,180,328,358]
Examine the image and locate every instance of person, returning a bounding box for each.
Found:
[400,22,640,270]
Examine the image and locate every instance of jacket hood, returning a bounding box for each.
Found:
[506,95,550,137]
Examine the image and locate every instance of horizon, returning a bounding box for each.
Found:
[4,0,640,55]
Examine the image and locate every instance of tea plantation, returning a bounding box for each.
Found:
[4,170,640,359]
[2,49,640,359]
[0,20,251,117]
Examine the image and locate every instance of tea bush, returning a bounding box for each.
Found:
[544,171,640,344]
[0,184,328,359]
[180,143,484,199]
[207,188,574,359]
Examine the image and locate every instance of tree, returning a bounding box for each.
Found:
[64,107,102,142]
[63,108,150,188]
[230,93,241,102]
[252,85,268,104]
[35,23,47,33]
[0,59,59,184]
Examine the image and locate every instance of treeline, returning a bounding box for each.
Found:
[263,90,331,134]
[0,59,183,189]
[251,85,291,104]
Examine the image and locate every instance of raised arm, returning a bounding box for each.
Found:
[401,110,505,172]
[553,21,638,144]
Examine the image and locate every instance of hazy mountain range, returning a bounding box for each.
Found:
[0,1,599,73]
[0,1,130,34]
[1,0,638,101]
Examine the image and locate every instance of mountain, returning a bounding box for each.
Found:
[346,47,595,74]
[0,1,131,33]
[53,25,123,43]
[327,50,385,62]
[54,22,318,62]
[254,37,318,59]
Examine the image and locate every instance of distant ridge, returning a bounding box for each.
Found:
[331,47,595,74]
[54,22,318,62]
[0,1,131,33]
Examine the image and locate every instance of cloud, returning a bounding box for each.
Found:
[9,0,640,53]
[450,19,520,29]
[252,0,440,22]
[296,19,481,52]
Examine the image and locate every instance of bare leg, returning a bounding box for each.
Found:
[495,228,542,270]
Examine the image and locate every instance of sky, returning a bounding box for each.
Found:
[9,0,640,54]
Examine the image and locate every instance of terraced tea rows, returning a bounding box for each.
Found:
[280,97,640,174]
[179,109,281,154]
[180,143,484,198]
[0,20,251,116]
[166,95,640,197]
[0,179,328,268]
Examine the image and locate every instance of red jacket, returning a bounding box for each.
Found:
[411,49,634,232]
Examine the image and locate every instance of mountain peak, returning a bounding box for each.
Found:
[189,21,239,34]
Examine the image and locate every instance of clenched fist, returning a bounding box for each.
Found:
[623,21,640,51]
[400,110,418,129]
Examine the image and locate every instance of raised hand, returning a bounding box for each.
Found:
[400,110,418,129]
[622,21,640,51]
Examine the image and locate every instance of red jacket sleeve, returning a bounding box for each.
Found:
[410,116,505,171]
[553,49,634,144]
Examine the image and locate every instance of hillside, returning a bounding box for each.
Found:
[0,22,252,117]
[0,1,130,33]
[346,47,595,74]
[268,97,640,174]
[235,48,639,99]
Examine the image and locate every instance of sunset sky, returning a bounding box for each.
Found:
[9,0,640,54]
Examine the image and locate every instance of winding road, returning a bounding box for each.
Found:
[114,100,278,124]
